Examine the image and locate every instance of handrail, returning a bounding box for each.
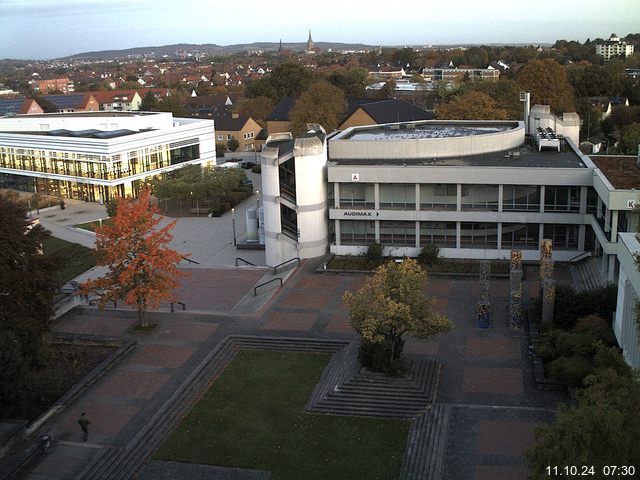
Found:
[236,257,256,267]
[254,277,283,296]
[569,251,592,263]
[182,256,200,264]
[273,257,300,274]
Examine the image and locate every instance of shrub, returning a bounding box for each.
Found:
[573,315,616,345]
[552,284,618,329]
[547,354,594,388]
[418,244,440,266]
[365,241,384,263]
[358,339,408,376]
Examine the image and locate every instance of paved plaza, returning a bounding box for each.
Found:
[16,180,570,479]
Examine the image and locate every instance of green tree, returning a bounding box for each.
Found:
[289,80,346,135]
[343,259,452,374]
[245,61,314,103]
[234,96,273,126]
[226,137,240,152]
[517,59,575,114]
[436,90,508,120]
[0,194,56,411]
[82,187,187,328]
[621,122,640,155]
[328,66,370,96]
[139,90,159,111]
[156,92,186,117]
[526,366,640,478]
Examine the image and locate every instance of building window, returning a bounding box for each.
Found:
[227,134,232,141]
[461,185,499,211]
[281,204,298,240]
[420,184,456,210]
[379,184,415,209]
[460,222,498,248]
[340,220,375,245]
[503,185,540,211]
[420,221,456,248]
[379,221,415,246]
[586,187,598,214]
[339,183,374,209]
[501,223,539,249]
[544,186,580,212]
[543,224,578,250]
[217,134,223,141]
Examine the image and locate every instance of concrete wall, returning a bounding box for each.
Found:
[614,233,640,368]
[330,121,524,160]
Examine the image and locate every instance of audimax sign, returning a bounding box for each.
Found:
[342,210,379,217]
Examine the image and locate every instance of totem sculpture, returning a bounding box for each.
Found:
[539,239,556,323]
[476,260,491,328]
[510,249,523,329]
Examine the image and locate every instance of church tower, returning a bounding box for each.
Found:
[307,30,314,53]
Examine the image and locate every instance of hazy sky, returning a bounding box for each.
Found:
[1,0,639,60]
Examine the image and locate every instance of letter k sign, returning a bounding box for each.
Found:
[351,173,359,181]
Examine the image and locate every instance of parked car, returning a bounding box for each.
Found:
[241,161,256,169]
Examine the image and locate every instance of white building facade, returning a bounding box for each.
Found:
[0,111,216,202]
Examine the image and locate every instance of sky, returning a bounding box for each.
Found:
[1,0,639,60]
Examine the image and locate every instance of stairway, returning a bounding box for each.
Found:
[571,257,607,292]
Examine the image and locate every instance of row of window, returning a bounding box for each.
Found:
[216,132,256,141]
[0,144,200,181]
[339,220,580,250]
[338,184,587,213]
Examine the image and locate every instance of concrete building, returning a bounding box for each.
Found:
[38,94,100,113]
[613,233,640,368]
[214,115,263,152]
[33,77,75,94]
[0,111,215,202]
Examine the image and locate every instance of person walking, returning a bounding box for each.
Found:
[78,413,91,441]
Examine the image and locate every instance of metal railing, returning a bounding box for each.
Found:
[273,257,300,274]
[170,301,186,312]
[254,277,283,296]
[236,257,256,266]
[569,251,592,263]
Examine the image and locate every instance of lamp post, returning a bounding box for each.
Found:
[256,190,260,210]
[231,207,237,246]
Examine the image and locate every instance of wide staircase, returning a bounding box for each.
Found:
[570,256,607,292]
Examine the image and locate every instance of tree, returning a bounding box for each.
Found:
[226,137,240,152]
[343,259,452,374]
[289,80,346,135]
[516,59,575,114]
[82,187,187,327]
[245,61,314,103]
[621,122,640,155]
[0,194,56,410]
[139,91,159,111]
[526,366,640,478]
[234,96,273,126]
[156,92,186,117]
[436,90,508,120]
[327,66,370,96]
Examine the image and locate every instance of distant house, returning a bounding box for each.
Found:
[89,90,142,111]
[339,99,434,130]
[590,96,630,120]
[37,93,99,113]
[596,34,634,61]
[214,115,263,152]
[580,135,606,154]
[183,94,241,118]
[0,97,44,116]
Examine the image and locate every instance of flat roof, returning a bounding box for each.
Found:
[345,123,515,141]
[330,143,587,169]
[590,155,640,189]
[12,111,159,119]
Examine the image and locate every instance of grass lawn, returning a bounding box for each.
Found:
[41,236,96,286]
[75,218,111,232]
[156,350,410,480]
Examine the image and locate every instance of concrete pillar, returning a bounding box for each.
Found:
[611,210,619,243]
[335,219,341,247]
[497,223,503,250]
[374,183,380,210]
[415,221,420,248]
[539,185,545,213]
[415,183,420,211]
[375,220,380,242]
[456,222,461,249]
[541,279,556,323]
[578,224,586,251]
[608,254,616,283]
[579,186,588,215]
[498,184,504,213]
[456,184,462,211]
[604,207,611,233]
[334,183,340,208]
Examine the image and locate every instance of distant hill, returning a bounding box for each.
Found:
[65,42,378,60]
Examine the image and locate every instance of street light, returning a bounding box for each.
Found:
[256,190,260,211]
[231,207,237,246]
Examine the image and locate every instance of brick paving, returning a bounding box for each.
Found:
[22,260,572,480]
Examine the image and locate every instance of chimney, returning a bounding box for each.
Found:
[520,91,531,133]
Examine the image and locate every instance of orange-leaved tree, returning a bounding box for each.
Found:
[82,187,188,327]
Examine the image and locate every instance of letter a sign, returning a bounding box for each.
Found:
[351,173,360,181]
